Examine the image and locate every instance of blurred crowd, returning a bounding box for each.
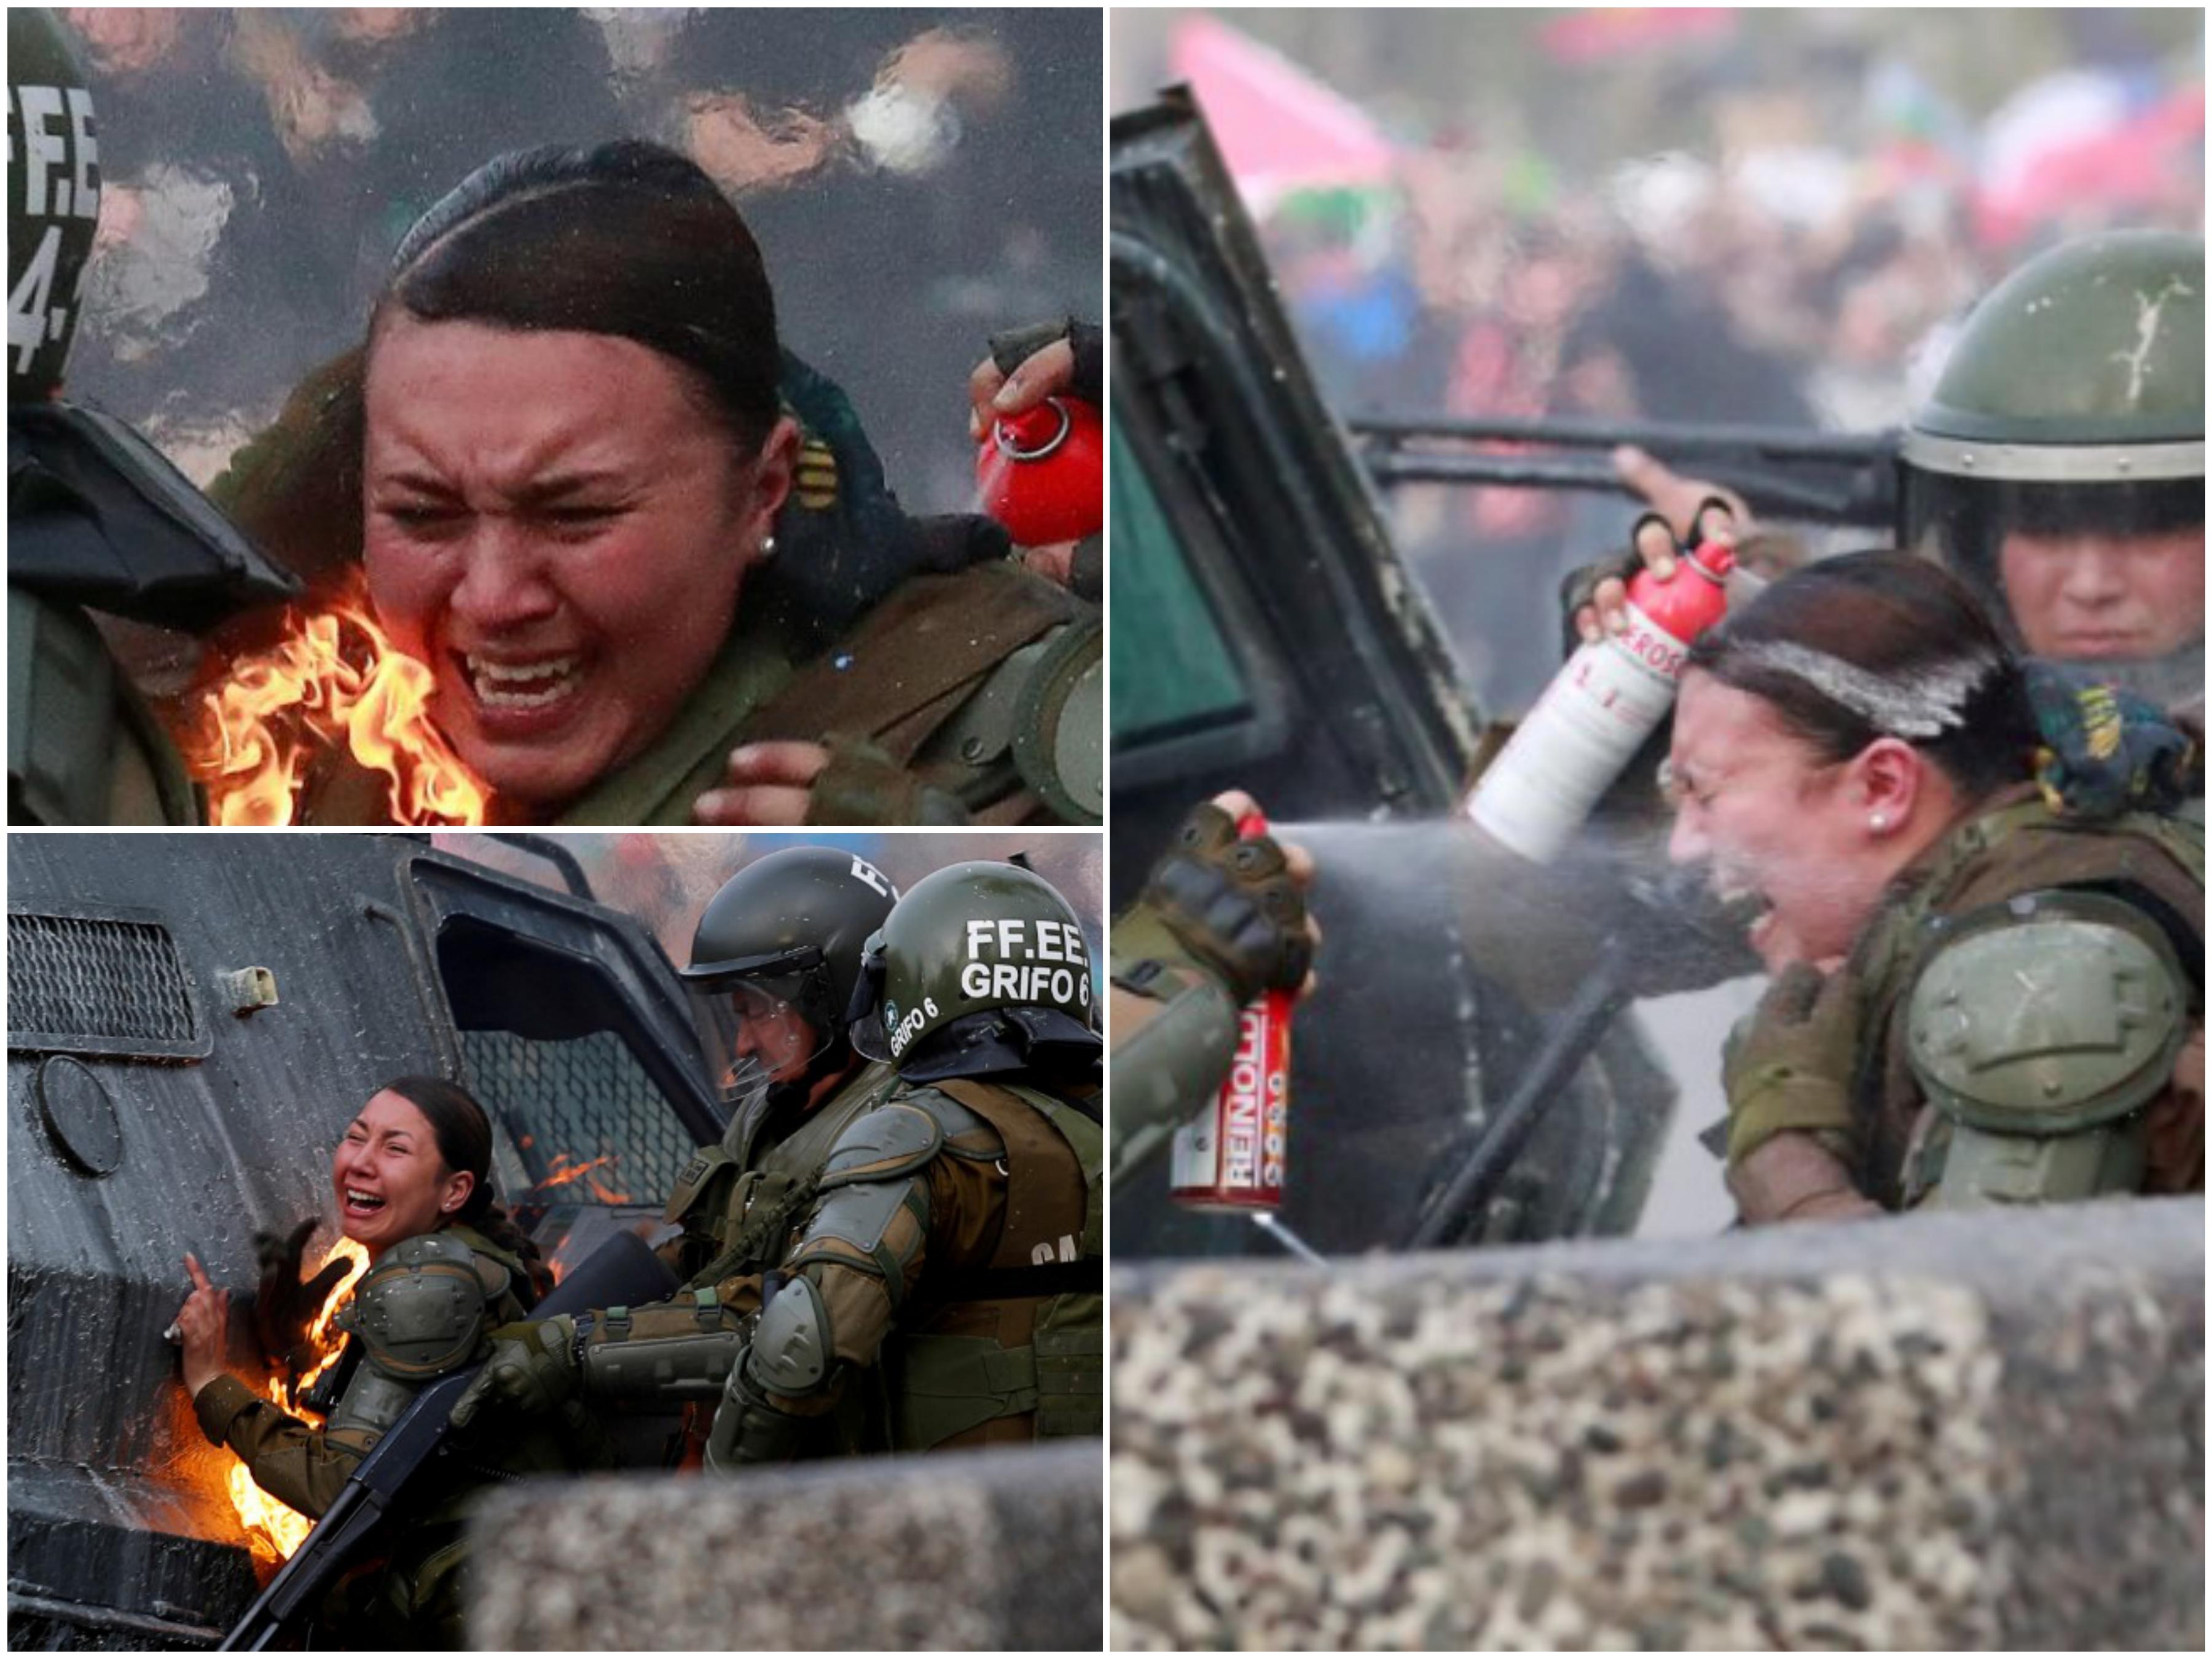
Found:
[1150,9,2204,712]
[60,7,1101,510]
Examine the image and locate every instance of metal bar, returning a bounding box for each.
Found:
[486,834,596,900]
[1403,951,1634,1251]
[9,1588,226,1646]
[1359,449,1890,527]
[1351,413,1897,463]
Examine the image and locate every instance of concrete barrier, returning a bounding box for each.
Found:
[1111,1198,2203,1650]
[467,1441,1101,1650]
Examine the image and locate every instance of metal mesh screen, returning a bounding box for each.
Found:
[7,912,200,1053]
[459,1029,696,1209]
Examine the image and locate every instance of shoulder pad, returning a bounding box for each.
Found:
[342,1233,490,1381]
[817,1102,944,1190]
[1010,618,1102,823]
[1908,893,2189,1134]
[894,1084,995,1144]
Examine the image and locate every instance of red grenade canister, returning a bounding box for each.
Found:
[976,395,1103,547]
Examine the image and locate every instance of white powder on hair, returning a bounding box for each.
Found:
[1728,639,1996,740]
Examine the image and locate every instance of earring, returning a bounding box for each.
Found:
[1870,812,1889,831]
[758,533,778,561]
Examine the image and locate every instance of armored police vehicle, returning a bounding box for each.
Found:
[8,834,718,1647]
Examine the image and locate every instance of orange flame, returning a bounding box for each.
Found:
[531,1151,622,1193]
[181,568,488,826]
[224,1237,371,1565]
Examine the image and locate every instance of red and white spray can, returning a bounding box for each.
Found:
[1465,532,1736,863]
[976,396,1103,547]
[1169,811,1292,1212]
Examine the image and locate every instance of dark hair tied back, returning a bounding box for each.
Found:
[377,1075,552,1304]
[378,139,781,456]
[1684,551,2039,801]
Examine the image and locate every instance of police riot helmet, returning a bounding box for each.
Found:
[8,9,102,398]
[849,860,1100,1083]
[1899,230,2204,700]
[681,847,898,1111]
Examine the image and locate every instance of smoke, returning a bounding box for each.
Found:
[847,28,1013,177]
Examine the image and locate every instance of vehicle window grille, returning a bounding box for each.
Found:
[7,912,202,1055]
[460,1029,693,1208]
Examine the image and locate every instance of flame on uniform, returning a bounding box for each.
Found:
[224,1237,371,1566]
[182,568,488,826]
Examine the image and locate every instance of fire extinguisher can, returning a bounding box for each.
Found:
[1465,536,1736,864]
[975,394,1104,547]
[1169,813,1292,1212]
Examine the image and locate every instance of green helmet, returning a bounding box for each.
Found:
[680,847,898,1109]
[1899,230,2204,698]
[849,860,1100,1081]
[8,8,103,398]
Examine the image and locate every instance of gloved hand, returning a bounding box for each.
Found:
[1721,963,1864,1167]
[449,1316,578,1430]
[1563,506,1730,648]
[1115,800,1314,1006]
[252,1217,351,1386]
[694,735,968,825]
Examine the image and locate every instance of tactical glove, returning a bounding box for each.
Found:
[1722,963,1864,1167]
[449,1316,578,1430]
[1115,802,1312,1006]
[251,1217,352,1388]
[806,734,970,825]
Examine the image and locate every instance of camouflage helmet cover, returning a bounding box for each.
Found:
[8,8,103,396]
[850,860,1097,1069]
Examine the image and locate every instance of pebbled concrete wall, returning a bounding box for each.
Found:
[467,1441,1101,1650]
[1111,1198,2203,1650]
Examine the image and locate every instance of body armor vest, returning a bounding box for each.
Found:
[664,1061,906,1290]
[884,1078,1104,1448]
[669,1069,1102,1451]
[1848,790,2205,1205]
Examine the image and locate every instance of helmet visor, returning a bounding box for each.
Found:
[1903,464,2205,700]
[685,946,837,1108]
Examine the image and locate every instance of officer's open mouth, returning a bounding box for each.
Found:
[1711,869,1776,943]
[343,1188,388,1215]
[457,651,587,713]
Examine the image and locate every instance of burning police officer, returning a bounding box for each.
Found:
[453,855,1102,1458]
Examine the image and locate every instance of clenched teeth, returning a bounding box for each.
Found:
[465,653,582,709]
